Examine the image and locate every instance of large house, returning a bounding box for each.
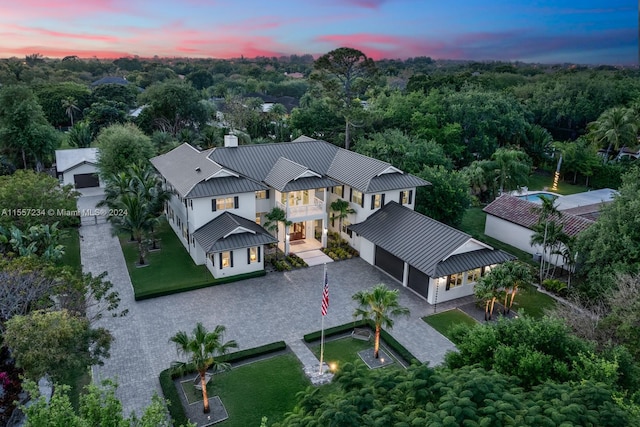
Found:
[150,136,513,303]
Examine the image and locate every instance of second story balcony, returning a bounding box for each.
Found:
[276,196,325,219]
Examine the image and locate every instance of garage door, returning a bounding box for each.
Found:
[374,246,404,282]
[408,266,429,299]
[74,173,100,188]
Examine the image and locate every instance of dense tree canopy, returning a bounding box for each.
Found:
[95,123,155,178]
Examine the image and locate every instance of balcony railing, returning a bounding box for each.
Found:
[276,197,324,219]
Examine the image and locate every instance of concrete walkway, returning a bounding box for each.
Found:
[295,249,334,266]
[81,213,457,417]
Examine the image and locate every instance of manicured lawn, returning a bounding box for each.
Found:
[310,337,373,368]
[183,354,309,427]
[423,309,478,341]
[59,227,82,273]
[119,221,265,299]
[527,173,589,195]
[511,282,556,318]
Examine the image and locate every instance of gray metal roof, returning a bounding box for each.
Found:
[367,173,430,193]
[150,143,224,197]
[55,148,99,172]
[264,157,313,191]
[435,249,516,277]
[208,138,429,193]
[193,212,277,253]
[187,176,267,198]
[349,202,493,277]
[282,176,340,192]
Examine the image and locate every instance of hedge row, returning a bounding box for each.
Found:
[159,340,287,426]
[134,270,266,301]
[303,320,417,365]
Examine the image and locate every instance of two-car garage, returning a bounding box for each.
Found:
[373,245,430,299]
[55,148,103,190]
[73,173,100,188]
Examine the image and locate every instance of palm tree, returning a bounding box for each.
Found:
[264,207,292,259]
[108,193,155,265]
[170,323,238,414]
[474,267,506,320]
[61,97,80,127]
[489,148,531,195]
[463,160,493,201]
[67,121,92,148]
[530,196,562,283]
[352,284,410,359]
[501,261,534,314]
[330,199,355,234]
[588,107,638,161]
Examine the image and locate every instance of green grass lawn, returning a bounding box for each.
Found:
[120,221,265,299]
[423,309,478,341]
[310,337,373,368]
[511,282,556,318]
[527,173,589,195]
[182,354,310,427]
[59,227,81,273]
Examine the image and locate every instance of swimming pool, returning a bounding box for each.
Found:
[515,192,558,204]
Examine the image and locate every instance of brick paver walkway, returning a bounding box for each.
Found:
[81,217,458,417]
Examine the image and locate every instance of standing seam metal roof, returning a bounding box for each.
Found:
[192,212,277,253]
[207,139,430,193]
[264,157,315,191]
[348,202,472,277]
[434,249,516,277]
[187,176,267,198]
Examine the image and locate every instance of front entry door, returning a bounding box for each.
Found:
[290,222,306,241]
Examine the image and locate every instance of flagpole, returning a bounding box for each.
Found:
[319,263,327,375]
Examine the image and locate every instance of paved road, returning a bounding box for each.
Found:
[81,219,458,417]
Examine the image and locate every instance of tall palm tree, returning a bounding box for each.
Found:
[61,97,80,127]
[170,323,238,414]
[352,284,410,359]
[588,107,638,162]
[264,207,292,259]
[489,148,531,195]
[474,265,507,320]
[330,199,355,234]
[530,196,562,283]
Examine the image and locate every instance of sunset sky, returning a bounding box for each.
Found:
[0,0,636,64]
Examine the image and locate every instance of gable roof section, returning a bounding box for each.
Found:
[150,143,224,197]
[187,176,267,198]
[264,157,320,191]
[193,212,277,253]
[483,195,594,237]
[435,249,516,277]
[55,148,99,172]
[349,202,472,277]
[208,138,430,193]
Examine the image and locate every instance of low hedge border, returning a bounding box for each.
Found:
[134,270,266,301]
[303,320,418,365]
[159,340,287,426]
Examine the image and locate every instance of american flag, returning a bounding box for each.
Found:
[321,268,329,316]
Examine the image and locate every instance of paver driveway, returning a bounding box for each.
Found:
[81,221,457,417]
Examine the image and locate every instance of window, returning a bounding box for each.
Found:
[446,273,463,290]
[189,199,193,209]
[212,196,238,211]
[467,267,482,283]
[248,247,260,264]
[371,194,385,210]
[255,214,261,225]
[256,190,270,199]
[333,185,344,198]
[351,189,363,207]
[208,253,215,265]
[400,190,413,205]
[220,251,233,269]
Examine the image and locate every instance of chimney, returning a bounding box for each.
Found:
[224,134,238,148]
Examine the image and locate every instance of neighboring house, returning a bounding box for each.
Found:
[55,148,103,189]
[349,202,515,304]
[483,190,615,268]
[90,76,130,87]
[151,136,517,301]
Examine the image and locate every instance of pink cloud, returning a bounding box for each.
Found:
[1,0,129,20]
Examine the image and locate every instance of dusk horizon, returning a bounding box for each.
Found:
[0,0,637,65]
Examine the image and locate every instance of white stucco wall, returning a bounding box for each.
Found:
[427,276,475,305]
[358,238,375,265]
[61,163,103,187]
[448,239,491,256]
[205,247,265,278]
[189,192,256,230]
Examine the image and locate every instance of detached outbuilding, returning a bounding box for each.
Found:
[55,148,103,189]
[349,202,515,305]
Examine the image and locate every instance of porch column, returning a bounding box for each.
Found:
[285,224,290,255]
[321,216,328,248]
[402,262,409,287]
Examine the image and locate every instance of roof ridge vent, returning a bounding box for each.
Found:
[195,167,201,172]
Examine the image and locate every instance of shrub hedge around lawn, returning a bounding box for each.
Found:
[304,320,417,365]
[160,341,287,426]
